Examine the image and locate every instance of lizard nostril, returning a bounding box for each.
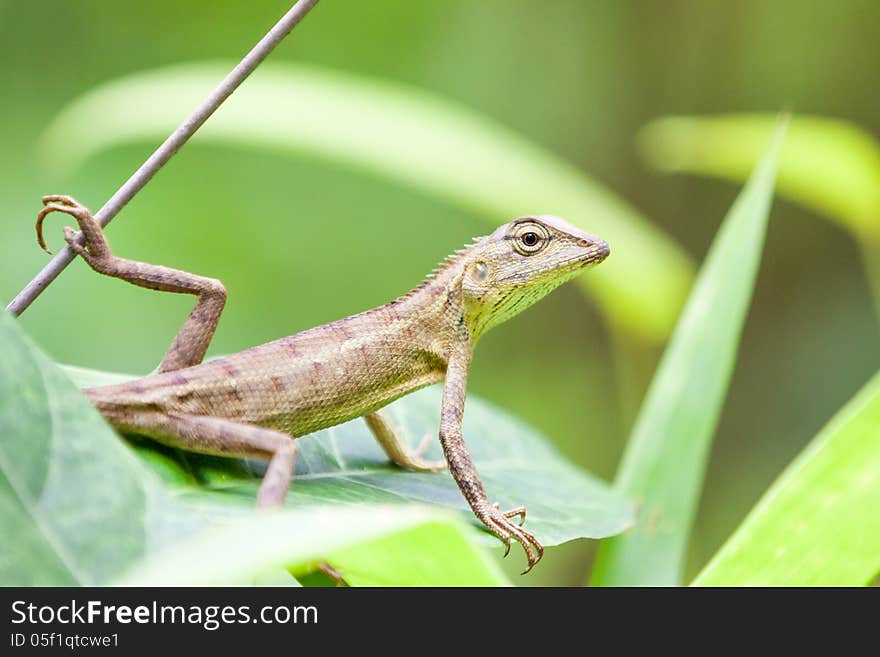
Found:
[577,238,591,247]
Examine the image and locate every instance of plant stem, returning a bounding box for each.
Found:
[6,0,321,317]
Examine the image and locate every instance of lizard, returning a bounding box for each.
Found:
[35,194,610,573]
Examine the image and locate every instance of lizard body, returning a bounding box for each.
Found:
[36,195,609,573]
[88,289,450,438]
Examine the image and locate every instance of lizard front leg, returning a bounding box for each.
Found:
[40,196,297,510]
[36,195,226,372]
[439,346,544,573]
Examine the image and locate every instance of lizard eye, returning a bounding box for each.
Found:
[513,223,548,255]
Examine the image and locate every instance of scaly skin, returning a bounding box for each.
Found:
[36,195,609,573]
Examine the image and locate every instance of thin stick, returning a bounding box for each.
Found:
[6,0,321,316]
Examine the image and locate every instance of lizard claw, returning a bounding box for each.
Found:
[36,196,92,254]
[506,506,527,526]
[35,195,110,263]
[493,502,526,526]
[482,504,543,574]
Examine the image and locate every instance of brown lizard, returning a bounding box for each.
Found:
[35,194,610,573]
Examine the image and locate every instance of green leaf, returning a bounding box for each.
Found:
[0,298,629,585]
[0,311,513,586]
[638,113,880,319]
[590,118,787,586]
[327,520,510,587]
[638,113,880,241]
[65,364,634,552]
[121,508,510,586]
[39,62,694,342]
[120,505,509,586]
[251,569,302,586]
[693,371,880,587]
[0,310,204,586]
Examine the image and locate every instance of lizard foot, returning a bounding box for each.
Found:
[409,433,447,472]
[364,411,446,472]
[36,195,111,263]
[493,502,526,526]
[481,504,544,574]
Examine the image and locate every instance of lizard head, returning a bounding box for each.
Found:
[460,215,610,339]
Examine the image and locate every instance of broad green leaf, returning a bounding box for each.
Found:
[0,301,629,586]
[251,569,302,586]
[0,311,512,586]
[122,509,510,586]
[693,371,880,587]
[590,119,787,586]
[40,62,693,342]
[65,365,634,552]
[327,520,510,587]
[638,114,880,241]
[0,310,203,586]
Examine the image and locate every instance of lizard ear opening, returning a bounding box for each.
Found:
[472,261,490,282]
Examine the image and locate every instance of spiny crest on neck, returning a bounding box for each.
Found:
[394,235,486,303]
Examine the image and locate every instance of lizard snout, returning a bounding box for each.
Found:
[578,235,610,265]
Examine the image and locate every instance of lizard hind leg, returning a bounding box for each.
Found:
[121,411,298,508]
[36,195,227,373]
[363,410,446,472]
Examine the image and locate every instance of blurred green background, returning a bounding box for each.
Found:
[1,0,878,585]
